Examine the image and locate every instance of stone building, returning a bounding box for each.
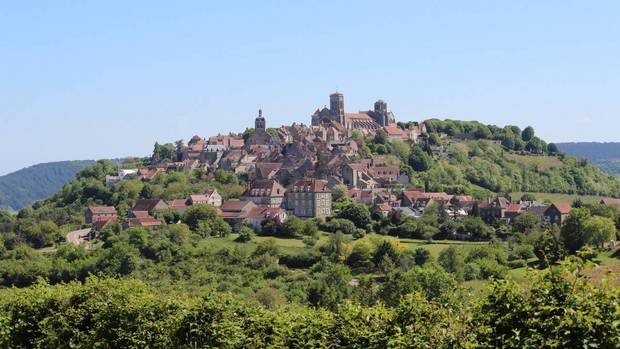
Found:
[311,92,397,131]
[242,179,286,208]
[246,109,273,146]
[287,179,332,218]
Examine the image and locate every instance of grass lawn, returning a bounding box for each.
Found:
[510,192,606,205]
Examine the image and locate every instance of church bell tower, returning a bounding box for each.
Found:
[255,109,266,130]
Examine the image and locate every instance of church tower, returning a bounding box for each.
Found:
[255,109,266,130]
[329,92,345,124]
[374,99,388,126]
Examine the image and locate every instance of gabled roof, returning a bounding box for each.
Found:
[548,203,573,215]
[505,203,523,214]
[220,200,257,212]
[132,199,167,212]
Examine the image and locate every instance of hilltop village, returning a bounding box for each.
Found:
[84,92,620,236]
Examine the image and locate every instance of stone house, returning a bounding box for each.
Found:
[287,179,332,218]
[242,180,286,208]
[544,203,572,225]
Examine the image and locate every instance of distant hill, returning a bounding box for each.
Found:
[557,142,620,175]
[0,160,95,210]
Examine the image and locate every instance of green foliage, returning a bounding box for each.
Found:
[474,265,620,348]
[338,203,372,229]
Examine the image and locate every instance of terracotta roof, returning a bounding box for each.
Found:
[168,199,187,208]
[551,203,573,215]
[220,200,256,212]
[126,216,161,227]
[88,206,116,215]
[132,199,167,212]
[344,112,373,121]
[384,124,406,136]
[505,203,523,214]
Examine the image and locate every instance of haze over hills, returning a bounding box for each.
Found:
[0,160,95,210]
[557,142,620,175]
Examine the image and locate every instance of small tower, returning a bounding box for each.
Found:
[374,99,388,126]
[329,92,345,124]
[255,109,266,130]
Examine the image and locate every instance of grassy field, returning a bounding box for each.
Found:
[396,238,489,257]
[505,153,563,171]
[510,191,606,204]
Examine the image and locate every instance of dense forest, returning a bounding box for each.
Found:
[1,121,620,347]
[0,160,95,210]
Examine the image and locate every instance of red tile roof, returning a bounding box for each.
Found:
[552,203,573,215]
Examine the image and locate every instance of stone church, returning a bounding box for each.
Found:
[246,109,274,146]
[310,92,396,131]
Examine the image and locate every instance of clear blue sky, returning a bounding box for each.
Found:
[1,1,619,175]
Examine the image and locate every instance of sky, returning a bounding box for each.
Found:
[1,1,619,175]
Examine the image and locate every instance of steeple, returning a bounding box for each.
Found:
[255,109,266,130]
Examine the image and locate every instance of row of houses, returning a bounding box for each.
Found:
[86,177,332,232]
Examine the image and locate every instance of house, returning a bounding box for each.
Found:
[218,200,258,228]
[383,124,408,142]
[347,188,375,205]
[545,203,572,225]
[525,204,549,222]
[85,206,118,230]
[242,180,286,208]
[342,163,378,189]
[402,190,452,209]
[187,189,222,207]
[503,203,524,223]
[138,168,164,182]
[208,134,245,149]
[167,199,188,214]
[130,199,168,217]
[368,166,400,183]
[477,197,511,222]
[247,207,288,231]
[287,179,332,218]
[255,162,283,180]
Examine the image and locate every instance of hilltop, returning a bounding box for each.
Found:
[1,95,619,348]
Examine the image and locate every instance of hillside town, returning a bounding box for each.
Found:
[82,93,620,240]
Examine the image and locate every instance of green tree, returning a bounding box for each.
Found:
[560,207,591,253]
[438,246,465,281]
[583,216,616,248]
[521,126,535,142]
[338,203,372,229]
[182,204,218,230]
[409,146,432,171]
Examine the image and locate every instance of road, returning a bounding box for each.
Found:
[66,228,92,245]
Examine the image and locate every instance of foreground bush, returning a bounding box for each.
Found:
[0,263,618,348]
